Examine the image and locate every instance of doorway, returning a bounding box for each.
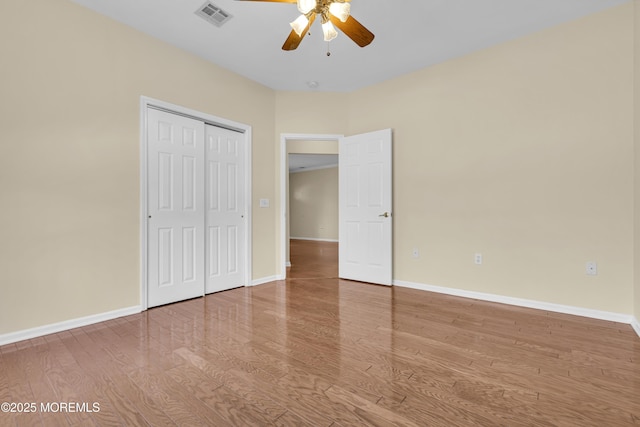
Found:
[279,134,342,278]
[140,97,252,309]
[280,130,394,285]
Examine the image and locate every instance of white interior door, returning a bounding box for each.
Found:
[205,124,246,293]
[147,108,205,307]
[339,129,393,285]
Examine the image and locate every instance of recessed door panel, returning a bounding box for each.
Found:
[208,226,220,278]
[345,221,360,264]
[366,221,384,267]
[158,228,173,287]
[208,161,220,212]
[227,226,238,274]
[345,165,360,208]
[227,163,237,212]
[183,227,196,282]
[158,121,172,143]
[158,153,173,211]
[183,127,196,147]
[367,163,383,208]
[183,156,196,211]
[208,134,220,153]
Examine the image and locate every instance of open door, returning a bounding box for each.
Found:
[339,129,393,285]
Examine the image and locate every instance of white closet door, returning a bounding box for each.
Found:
[147,109,205,307]
[205,124,246,293]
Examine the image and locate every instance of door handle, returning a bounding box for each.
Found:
[378,212,390,218]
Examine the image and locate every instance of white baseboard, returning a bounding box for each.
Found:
[394,280,635,326]
[290,237,339,243]
[0,305,142,347]
[4,285,635,347]
[250,275,283,287]
[286,261,292,267]
[632,316,640,339]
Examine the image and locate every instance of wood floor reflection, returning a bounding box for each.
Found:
[288,239,338,279]
[1,240,639,425]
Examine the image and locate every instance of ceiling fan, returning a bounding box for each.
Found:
[236,0,374,51]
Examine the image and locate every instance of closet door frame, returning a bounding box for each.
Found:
[139,96,252,310]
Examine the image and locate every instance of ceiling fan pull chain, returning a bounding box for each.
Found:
[327,42,331,56]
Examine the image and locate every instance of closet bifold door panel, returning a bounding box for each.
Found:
[147,108,206,308]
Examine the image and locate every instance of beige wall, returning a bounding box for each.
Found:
[1,0,637,338]
[275,92,349,135]
[634,0,640,321]
[348,3,635,314]
[289,167,339,241]
[0,0,276,334]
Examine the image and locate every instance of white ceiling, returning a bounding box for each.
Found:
[71,0,627,92]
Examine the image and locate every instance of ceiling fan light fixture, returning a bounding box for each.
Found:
[290,14,309,36]
[328,2,350,22]
[322,20,338,42]
[297,0,316,14]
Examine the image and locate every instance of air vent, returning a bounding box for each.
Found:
[195,1,232,27]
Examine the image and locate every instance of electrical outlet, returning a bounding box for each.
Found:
[412,248,419,258]
[586,262,597,276]
[475,253,482,265]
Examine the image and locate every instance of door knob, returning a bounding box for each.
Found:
[379,212,390,218]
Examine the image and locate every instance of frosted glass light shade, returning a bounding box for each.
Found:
[322,21,338,41]
[297,0,316,14]
[290,14,309,36]
[329,3,350,22]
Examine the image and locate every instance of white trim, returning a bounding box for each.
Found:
[286,262,292,268]
[245,128,253,293]
[140,96,252,310]
[394,280,635,325]
[139,100,149,310]
[251,275,282,287]
[291,237,339,243]
[632,316,640,339]
[290,163,338,174]
[280,133,343,280]
[0,306,141,346]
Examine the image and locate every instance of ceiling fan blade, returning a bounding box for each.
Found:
[329,14,374,47]
[282,13,316,51]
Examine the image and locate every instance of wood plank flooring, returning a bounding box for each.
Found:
[1,239,639,426]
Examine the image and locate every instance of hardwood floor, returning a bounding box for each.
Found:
[1,240,639,426]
